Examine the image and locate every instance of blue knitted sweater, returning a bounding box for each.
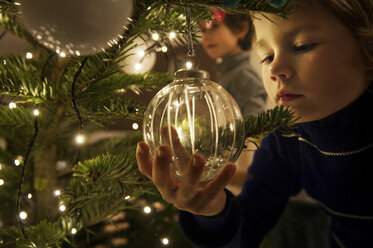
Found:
[179,89,373,248]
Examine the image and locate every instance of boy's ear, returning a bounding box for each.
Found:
[237,21,249,38]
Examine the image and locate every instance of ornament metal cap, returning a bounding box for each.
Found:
[174,69,210,80]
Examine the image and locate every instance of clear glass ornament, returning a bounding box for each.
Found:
[143,69,245,181]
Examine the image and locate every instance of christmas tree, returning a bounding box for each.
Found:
[0,0,295,247]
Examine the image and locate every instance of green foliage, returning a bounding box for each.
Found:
[0,0,295,246]
[244,105,298,148]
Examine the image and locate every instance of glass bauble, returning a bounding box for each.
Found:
[143,69,245,181]
[18,0,133,56]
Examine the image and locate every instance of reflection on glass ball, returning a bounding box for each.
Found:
[18,0,133,56]
[143,69,245,181]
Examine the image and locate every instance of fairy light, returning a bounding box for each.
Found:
[27,193,32,199]
[54,189,61,196]
[152,33,159,41]
[143,206,152,214]
[186,61,193,69]
[135,63,142,71]
[161,46,168,53]
[132,123,139,130]
[124,195,131,200]
[8,102,16,109]
[33,109,39,116]
[59,205,66,212]
[169,32,176,39]
[19,211,27,220]
[25,52,33,59]
[162,238,169,245]
[59,51,66,57]
[137,50,145,57]
[14,159,21,166]
[0,179,4,186]
[75,134,85,144]
[71,228,77,235]
[75,50,81,56]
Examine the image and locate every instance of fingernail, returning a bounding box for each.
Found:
[193,155,202,168]
[156,146,167,158]
[137,143,143,154]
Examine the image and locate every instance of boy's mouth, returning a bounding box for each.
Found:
[276,91,303,103]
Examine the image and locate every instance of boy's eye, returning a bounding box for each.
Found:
[260,54,274,64]
[294,43,317,52]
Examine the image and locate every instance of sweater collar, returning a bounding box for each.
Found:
[297,89,373,152]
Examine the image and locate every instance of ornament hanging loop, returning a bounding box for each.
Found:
[185,6,199,69]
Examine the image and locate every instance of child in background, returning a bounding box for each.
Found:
[199,9,267,117]
[199,10,267,194]
[136,0,373,247]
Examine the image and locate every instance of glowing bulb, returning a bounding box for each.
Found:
[26,52,33,59]
[161,46,168,53]
[0,179,4,186]
[27,193,32,199]
[125,195,131,200]
[169,32,176,39]
[8,102,16,109]
[14,159,21,166]
[152,33,159,41]
[75,134,85,144]
[19,211,27,220]
[59,52,66,57]
[137,50,145,57]
[71,228,77,235]
[59,205,66,212]
[162,238,169,245]
[135,63,142,71]
[75,50,81,56]
[186,61,193,69]
[144,206,151,214]
[33,109,39,116]
[0,163,2,170]
[54,189,61,196]
[132,123,139,130]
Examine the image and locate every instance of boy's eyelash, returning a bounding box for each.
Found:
[260,43,318,64]
[294,43,317,52]
[260,55,274,64]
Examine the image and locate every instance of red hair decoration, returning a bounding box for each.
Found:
[206,8,226,29]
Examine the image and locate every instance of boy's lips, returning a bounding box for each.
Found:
[276,91,303,103]
[206,44,217,49]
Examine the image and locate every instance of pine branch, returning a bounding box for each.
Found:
[0,105,33,127]
[245,105,298,140]
[61,153,153,225]
[0,55,54,102]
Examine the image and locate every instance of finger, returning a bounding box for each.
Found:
[153,145,178,199]
[204,163,236,197]
[161,125,191,165]
[136,142,153,180]
[179,154,206,198]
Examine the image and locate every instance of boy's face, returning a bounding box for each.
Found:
[252,1,370,122]
[199,20,243,59]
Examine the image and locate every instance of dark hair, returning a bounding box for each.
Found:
[223,13,254,50]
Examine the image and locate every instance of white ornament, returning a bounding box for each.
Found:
[143,69,245,181]
[18,0,133,56]
[121,37,156,74]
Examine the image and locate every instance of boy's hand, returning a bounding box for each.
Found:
[136,141,236,216]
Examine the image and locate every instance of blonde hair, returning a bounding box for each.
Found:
[316,0,373,82]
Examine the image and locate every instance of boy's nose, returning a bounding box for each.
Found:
[269,56,293,82]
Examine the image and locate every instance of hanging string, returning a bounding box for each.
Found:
[185,6,198,69]
[16,53,54,238]
[71,56,88,165]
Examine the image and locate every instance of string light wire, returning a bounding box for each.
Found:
[71,56,88,165]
